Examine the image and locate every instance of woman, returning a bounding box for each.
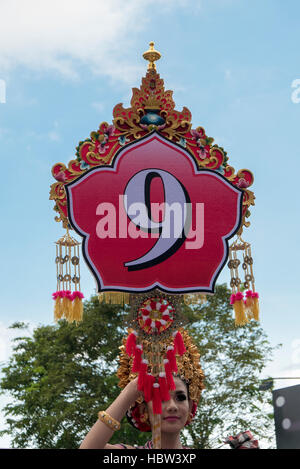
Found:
[79,327,259,450]
[80,329,203,449]
[79,375,193,449]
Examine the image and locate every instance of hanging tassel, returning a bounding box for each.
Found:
[244,290,254,319]
[144,374,155,402]
[159,372,171,401]
[152,383,162,414]
[132,345,143,373]
[232,292,248,326]
[164,359,176,390]
[52,291,63,321]
[138,359,149,391]
[252,292,260,321]
[166,346,177,373]
[125,331,137,357]
[61,290,73,320]
[71,291,84,322]
[98,291,130,305]
[66,290,74,320]
[173,331,186,356]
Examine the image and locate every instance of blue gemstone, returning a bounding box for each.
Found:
[140,111,165,126]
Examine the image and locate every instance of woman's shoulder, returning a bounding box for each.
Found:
[105,440,153,449]
[104,443,136,449]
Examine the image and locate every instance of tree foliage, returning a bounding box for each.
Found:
[0,285,276,448]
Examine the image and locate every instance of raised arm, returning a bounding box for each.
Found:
[79,377,140,449]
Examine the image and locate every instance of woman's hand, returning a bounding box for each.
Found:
[122,377,142,407]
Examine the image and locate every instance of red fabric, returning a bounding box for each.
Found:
[125,332,137,357]
[143,374,155,402]
[137,361,148,391]
[166,348,177,373]
[174,331,186,356]
[132,346,142,373]
[152,384,162,414]
[159,375,171,401]
[164,361,176,390]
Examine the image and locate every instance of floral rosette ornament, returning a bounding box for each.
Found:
[137,297,175,334]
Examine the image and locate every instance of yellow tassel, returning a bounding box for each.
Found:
[72,296,83,323]
[234,300,248,326]
[244,296,254,320]
[252,297,260,321]
[98,292,130,305]
[184,294,207,305]
[61,296,73,321]
[54,297,63,321]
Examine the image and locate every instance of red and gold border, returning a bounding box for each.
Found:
[50,69,254,231]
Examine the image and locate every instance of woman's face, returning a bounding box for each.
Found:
[147,377,192,433]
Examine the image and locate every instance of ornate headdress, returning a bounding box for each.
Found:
[49,42,259,448]
[118,327,205,432]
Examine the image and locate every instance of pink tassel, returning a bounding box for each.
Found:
[164,360,176,390]
[144,374,155,402]
[252,292,259,299]
[159,373,171,401]
[71,291,84,300]
[173,331,186,356]
[125,331,137,357]
[65,290,72,300]
[138,359,148,391]
[132,345,143,373]
[230,293,236,305]
[152,383,162,414]
[166,346,177,372]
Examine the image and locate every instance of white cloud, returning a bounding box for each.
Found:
[91,101,105,113]
[0,0,175,83]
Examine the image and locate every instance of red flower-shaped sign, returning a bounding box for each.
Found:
[66,133,243,294]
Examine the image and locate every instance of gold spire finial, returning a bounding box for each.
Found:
[143,41,161,71]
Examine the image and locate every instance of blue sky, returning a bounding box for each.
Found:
[0,0,300,447]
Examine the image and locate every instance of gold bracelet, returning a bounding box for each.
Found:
[98,411,121,431]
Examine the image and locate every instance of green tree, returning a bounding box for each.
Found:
[183,285,277,448]
[0,285,276,448]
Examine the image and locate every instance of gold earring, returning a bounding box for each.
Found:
[140,411,149,423]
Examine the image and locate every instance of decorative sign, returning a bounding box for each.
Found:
[66,133,243,294]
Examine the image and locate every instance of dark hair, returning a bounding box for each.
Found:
[174,375,190,400]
